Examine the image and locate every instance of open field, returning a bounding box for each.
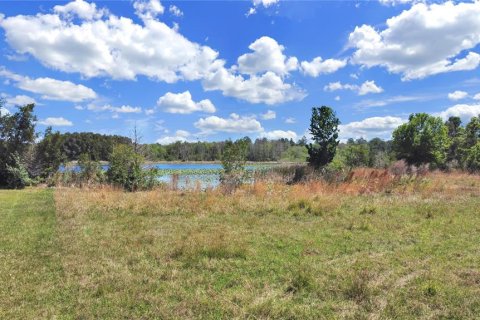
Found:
[1,171,480,319]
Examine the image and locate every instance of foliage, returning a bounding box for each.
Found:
[78,153,104,184]
[0,103,36,188]
[464,141,480,172]
[280,145,308,162]
[107,144,153,191]
[34,127,66,178]
[392,113,449,167]
[307,106,340,169]
[220,138,250,192]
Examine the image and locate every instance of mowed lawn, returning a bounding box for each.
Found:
[1,173,480,319]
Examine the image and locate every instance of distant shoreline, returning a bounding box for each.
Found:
[64,160,306,166]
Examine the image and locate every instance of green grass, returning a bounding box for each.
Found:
[1,174,480,318]
[0,189,69,318]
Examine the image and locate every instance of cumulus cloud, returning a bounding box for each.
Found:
[5,94,36,106]
[202,69,306,105]
[324,80,383,95]
[474,93,480,100]
[0,2,306,105]
[348,1,480,80]
[133,0,164,20]
[285,117,296,124]
[194,113,263,134]
[156,130,191,144]
[300,57,346,77]
[436,103,480,123]
[38,117,74,126]
[86,104,142,113]
[339,116,406,140]
[237,36,298,76]
[0,0,217,83]
[260,130,297,140]
[169,5,183,17]
[0,67,96,102]
[156,91,215,114]
[261,110,276,120]
[448,90,468,101]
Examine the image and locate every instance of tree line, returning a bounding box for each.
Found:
[1,102,479,190]
[306,106,480,172]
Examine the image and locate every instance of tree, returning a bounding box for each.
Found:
[392,113,449,167]
[0,103,36,188]
[464,141,480,172]
[220,137,250,191]
[306,106,340,169]
[35,127,65,178]
[106,144,145,191]
[445,117,464,165]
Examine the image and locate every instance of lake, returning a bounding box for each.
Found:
[61,162,275,189]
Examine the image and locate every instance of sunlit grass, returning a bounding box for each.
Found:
[1,171,479,318]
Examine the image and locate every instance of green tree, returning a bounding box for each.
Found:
[35,127,65,178]
[0,103,36,188]
[220,137,250,191]
[392,113,449,167]
[306,106,340,169]
[342,143,370,168]
[106,144,145,192]
[464,141,480,172]
[445,116,464,165]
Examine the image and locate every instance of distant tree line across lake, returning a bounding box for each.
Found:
[1,102,479,190]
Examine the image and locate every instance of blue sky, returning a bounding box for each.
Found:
[0,0,479,144]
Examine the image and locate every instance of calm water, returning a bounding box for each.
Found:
[61,163,269,189]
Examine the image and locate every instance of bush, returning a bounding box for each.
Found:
[4,153,31,189]
[78,153,104,185]
[465,141,480,172]
[220,138,250,192]
[107,144,159,191]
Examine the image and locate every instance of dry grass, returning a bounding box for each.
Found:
[1,170,479,319]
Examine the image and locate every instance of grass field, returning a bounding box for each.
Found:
[1,171,480,319]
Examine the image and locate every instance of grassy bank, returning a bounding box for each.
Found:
[1,172,480,318]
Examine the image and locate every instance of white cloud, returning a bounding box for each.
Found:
[324,80,383,95]
[285,117,296,124]
[156,91,215,114]
[202,69,306,105]
[133,0,164,20]
[169,5,183,17]
[0,2,305,105]
[378,0,415,6]
[237,36,298,76]
[448,90,468,101]
[436,103,480,123]
[86,104,142,113]
[260,130,297,140]
[354,95,434,109]
[0,0,217,83]
[156,129,190,144]
[38,117,74,126]
[0,107,10,115]
[0,67,96,102]
[348,1,480,80]
[253,0,279,7]
[5,94,36,106]
[261,110,276,120]
[339,116,406,140]
[195,113,263,134]
[334,96,341,101]
[474,93,480,100]
[53,0,107,20]
[300,57,346,77]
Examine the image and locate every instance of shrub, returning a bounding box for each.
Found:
[78,153,104,185]
[106,144,159,191]
[465,141,480,172]
[4,153,31,189]
[220,138,250,193]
